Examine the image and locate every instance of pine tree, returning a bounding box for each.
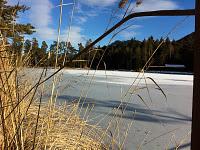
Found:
[41,41,48,54]
[24,39,31,54]
[0,0,35,64]
[38,41,48,65]
[78,43,85,60]
[11,36,23,56]
[141,39,148,65]
[67,41,77,58]
[135,46,142,70]
[78,43,84,52]
[85,39,93,62]
[31,38,39,65]
[147,36,154,58]
[0,0,35,38]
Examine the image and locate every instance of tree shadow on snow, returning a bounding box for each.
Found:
[45,94,193,124]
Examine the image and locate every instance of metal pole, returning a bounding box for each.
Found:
[191,0,200,149]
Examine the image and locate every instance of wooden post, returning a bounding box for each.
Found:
[191,0,200,149]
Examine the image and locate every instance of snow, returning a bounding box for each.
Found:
[62,69,193,86]
[54,69,192,149]
[32,68,193,149]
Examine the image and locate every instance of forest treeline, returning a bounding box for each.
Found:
[11,33,194,71]
[97,33,194,71]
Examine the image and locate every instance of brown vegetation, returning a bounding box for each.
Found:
[0,35,117,149]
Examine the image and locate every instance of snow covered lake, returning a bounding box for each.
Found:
[32,69,193,150]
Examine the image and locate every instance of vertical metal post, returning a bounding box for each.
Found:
[191,0,200,149]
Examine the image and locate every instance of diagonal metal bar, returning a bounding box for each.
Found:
[70,9,195,62]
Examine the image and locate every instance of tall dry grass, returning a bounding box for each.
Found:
[0,0,123,148]
[0,33,119,149]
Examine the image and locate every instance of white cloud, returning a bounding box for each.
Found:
[134,0,179,12]
[75,16,88,24]
[7,0,86,46]
[120,30,137,40]
[7,0,55,39]
[33,26,86,47]
[61,26,86,45]
[26,0,55,41]
[35,27,56,40]
[6,0,17,5]
[117,0,180,40]
[79,0,118,7]
[75,10,98,25]
[29,0,53,28]
[74,3,99,25]
[7,0,53,27]
[119,25,141,40]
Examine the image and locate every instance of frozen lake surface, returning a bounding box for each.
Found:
[32,69,193,150]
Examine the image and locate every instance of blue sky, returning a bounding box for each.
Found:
[7,0,195,48]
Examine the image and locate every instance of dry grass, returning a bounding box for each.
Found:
[0,0,121,148]
[0,35,118,149]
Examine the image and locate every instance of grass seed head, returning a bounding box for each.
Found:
[119,0,129,8]
[136,0,143,7]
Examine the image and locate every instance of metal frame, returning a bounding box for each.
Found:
[40,3,199,149]
[70,6,198,150]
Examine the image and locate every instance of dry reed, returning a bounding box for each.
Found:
[0,34,116,149]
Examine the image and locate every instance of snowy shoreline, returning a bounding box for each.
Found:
[61,69,194,86]
[30,68,193,86]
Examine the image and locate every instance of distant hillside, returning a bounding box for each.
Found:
[91,33,195,71]
[175,32,194,71]
[177,32,194,43]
